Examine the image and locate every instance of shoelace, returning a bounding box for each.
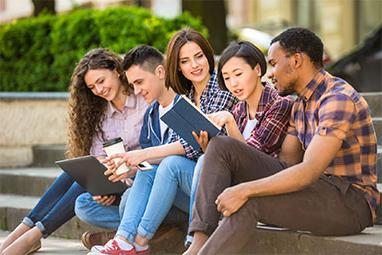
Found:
[101,240,121,252]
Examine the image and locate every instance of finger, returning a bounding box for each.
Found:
[105,160,115,167]
[216,202,224,213]
[192,131,200,141]
[108,174,118,182]
[111,173,128,182]
[222,210,231,217]
[201,131,209,138]
[108,153,125,160]
[100,158,109,164]
[93,196,101,201]
[104,168,114,176]
[98,196,108,204]
[115,159,126,170]
[103,196,114,206]
[192,131,204,146]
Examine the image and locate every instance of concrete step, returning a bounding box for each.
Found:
[361,92,382,118]
[0,187,381,254]
[0,230,86,254]
[32,144,66,167]
[0,194,108,240]
[242,225,382,255]
[0,168,60,197]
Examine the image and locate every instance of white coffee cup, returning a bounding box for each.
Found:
[103,137,130,175]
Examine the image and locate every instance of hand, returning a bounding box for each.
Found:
[109,150,147,169]
[100,157,123,182]
[215,184,248,217]
[93,195,116,206]
[208,111,234,127]
[100,157,117,175]
[192,130,209,152]
[105,165,138,183]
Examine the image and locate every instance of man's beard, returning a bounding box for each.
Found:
[278,85,295,96]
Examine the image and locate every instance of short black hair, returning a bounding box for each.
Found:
[122,45,164,73]
[217,41,267,91]
[271,27,324,68]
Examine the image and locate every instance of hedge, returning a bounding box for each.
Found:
[0,6,207,92]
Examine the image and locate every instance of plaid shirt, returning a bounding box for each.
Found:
[288,69,379,221]
[168,71,236,160]
[232,82,293,157]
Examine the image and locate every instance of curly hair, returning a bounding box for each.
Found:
[271,27,324,69]
[66,48,132,158]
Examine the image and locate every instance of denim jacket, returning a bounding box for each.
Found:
[139,95,180,148]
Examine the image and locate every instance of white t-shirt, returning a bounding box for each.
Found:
[242,117,258,140]
[158,102,173,143]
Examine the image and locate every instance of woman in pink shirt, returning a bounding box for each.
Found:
[0,48,147,255]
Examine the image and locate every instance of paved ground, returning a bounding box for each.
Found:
[0,230,87,255]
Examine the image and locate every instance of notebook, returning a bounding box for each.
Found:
[55,155,127,196]
[160,95,221,150]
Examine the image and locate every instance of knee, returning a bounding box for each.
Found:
[74,192,94,218]
[135,166,157,185]
[206,136,237,157]
[157,155,185,178]
[223,200,257,227]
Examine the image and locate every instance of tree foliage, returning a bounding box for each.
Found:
[0,6,207,91]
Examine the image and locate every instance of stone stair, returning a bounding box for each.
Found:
[0,92,381,254]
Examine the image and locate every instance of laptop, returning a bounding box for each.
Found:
[55,155,127,196]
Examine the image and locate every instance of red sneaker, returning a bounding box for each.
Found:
[88,239,136,255]
[136,248,150,255]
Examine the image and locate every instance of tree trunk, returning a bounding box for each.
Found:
[182,0,228,54]
[32,0,55,16]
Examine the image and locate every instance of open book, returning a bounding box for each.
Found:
[160,95,222,150]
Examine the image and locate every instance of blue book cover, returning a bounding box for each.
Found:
[161,95,221,150]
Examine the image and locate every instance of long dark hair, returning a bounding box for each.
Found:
[165,28,215,94]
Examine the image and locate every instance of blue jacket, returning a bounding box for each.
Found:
[139,95,180,148]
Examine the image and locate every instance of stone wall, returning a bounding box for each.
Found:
[0,93,68,167]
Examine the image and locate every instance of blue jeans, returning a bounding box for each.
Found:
[185,155,204,244]
[117,157,194,242]
[22,172,86,238]
[74,188,130,230]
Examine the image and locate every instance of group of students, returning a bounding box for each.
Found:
[0,26,379,255]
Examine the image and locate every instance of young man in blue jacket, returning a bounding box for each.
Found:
[75,45,186,250]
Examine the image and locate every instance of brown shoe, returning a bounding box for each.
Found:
[81,230,116,250]
[26,240,41,255]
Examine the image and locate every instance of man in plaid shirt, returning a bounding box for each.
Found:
[185,27,379,255]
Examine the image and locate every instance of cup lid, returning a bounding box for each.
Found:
[103,137,123,147]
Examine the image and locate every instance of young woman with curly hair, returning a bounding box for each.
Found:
[0,48,148,255]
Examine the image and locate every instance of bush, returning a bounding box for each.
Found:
[0,6,207,92]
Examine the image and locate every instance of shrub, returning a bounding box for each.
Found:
[0,6,207,92]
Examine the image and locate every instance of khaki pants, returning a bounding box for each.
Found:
[189,136,372,255]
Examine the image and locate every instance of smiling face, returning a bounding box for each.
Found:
[125,64,165,104]
[178,41,210,86]
[267,42,297,96]
[84,68,122,101]
[221,57,259,101]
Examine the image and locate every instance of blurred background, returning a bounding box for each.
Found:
[0,0,381,92]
